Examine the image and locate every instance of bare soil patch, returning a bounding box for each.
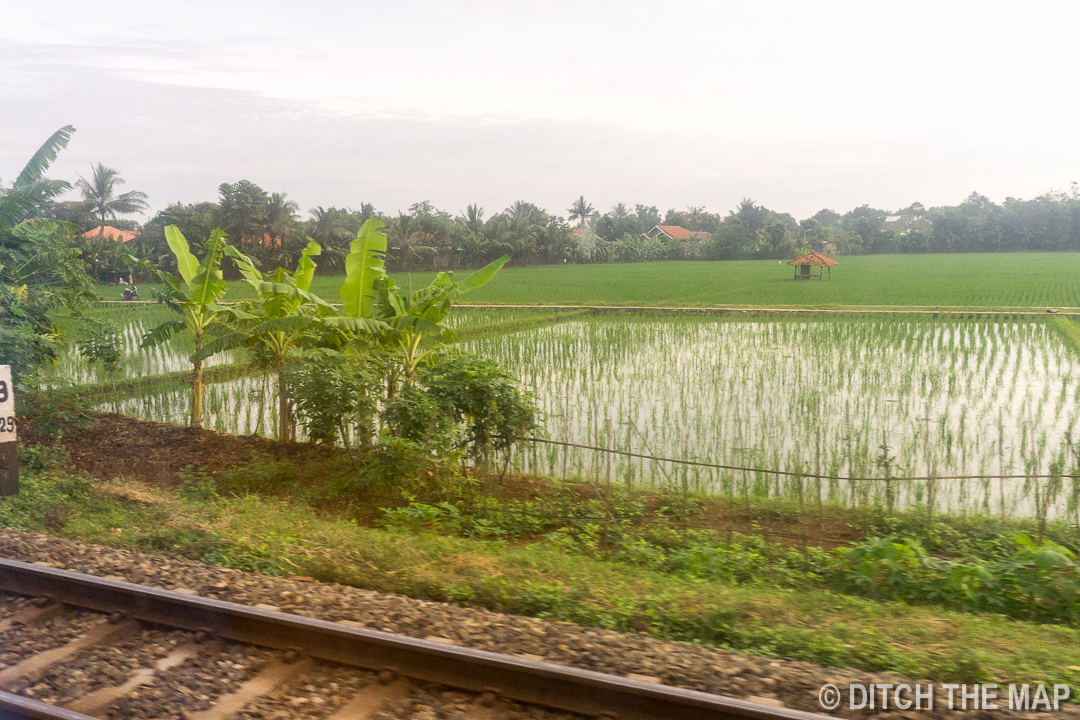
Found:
[59,413,336,489]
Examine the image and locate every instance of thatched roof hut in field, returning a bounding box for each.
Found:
[788,252,837,280]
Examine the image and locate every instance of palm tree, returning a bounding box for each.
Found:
[735,198,764,232]
[463,204,485,233]
[267,192,299,238]
[509,200,540,222]
[388,212,434,270]
[568,196,594,228]
[263,192,301,269]
[686,205,707,229]
[1,125,99,378]
[75,163,149,238]
[309,206,352,271]
[611,202,630,220]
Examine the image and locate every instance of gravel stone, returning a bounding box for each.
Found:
[0,592,33,620]
[0,609,104,671]
[21,626,194,704]
[232,662,373,720]
[106,643,277,719]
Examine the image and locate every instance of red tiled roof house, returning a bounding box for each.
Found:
[82,226,139,244]
[642,225,711,241]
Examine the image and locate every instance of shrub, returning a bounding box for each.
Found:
[418,353,539,463]
[286,349,379,445]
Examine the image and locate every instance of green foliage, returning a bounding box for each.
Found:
[176,467,220,503]
[141,225,248,427]
[418,354,538,461]
[360,436,446,491]
[0,126,98,381]
[340,219,388,319]
[216,180,269,246]
[77,322,122,371]
[285,349,379,444]
[136,202,217,275]
[829,535,1080,623]
[283,346,538,466]
[209,238,345,441]
[375,475,1080,627]
[382,385,452,444]
[0,283,57,381]
[6,464,1080,687]
[77,321,123,415]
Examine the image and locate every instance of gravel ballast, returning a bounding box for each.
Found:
[0,528,1074,719]
[24,626,193,704]
[0,609,104,672]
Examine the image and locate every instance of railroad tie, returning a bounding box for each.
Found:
[0,618,141,692]
[187,656,314,720]
[0,603,65,633]
[63,639,219,716]
[323,678,411,720]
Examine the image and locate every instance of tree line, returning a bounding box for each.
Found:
[28,152,1080,282]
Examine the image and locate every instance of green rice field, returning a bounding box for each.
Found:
[46,306,244,386]
[72,305,1080,521]
[102,253,1080,309]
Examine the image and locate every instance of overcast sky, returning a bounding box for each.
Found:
[3,0,1078,221]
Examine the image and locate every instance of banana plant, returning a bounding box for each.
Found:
[339,218,389,321]
[201,238,383,441]
[338,218,509,395]
[141,225,247,428]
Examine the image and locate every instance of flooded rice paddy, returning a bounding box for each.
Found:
[82,308,1080,518]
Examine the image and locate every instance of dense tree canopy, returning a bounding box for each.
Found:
[22,157,1080,277]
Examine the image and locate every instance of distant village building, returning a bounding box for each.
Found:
[82,226,139,243]
[642,225,711,241]
[882,215,933,234]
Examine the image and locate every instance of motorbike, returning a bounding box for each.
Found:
[122,285,139,301]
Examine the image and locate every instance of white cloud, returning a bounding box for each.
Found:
[3,0,1079,219]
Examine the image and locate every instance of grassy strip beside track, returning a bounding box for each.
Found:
[2,457,1079,692]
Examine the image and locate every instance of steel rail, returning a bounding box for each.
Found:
[0,691,97,720]
[0,558,830,720]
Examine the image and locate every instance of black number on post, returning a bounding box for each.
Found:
[0,381,7,403]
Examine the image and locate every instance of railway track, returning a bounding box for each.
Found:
[0,558,831,720]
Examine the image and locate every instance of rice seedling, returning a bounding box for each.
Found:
[461,312,1080,520]
[47,305,244,385]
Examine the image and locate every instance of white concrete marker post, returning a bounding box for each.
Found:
[0,365,17,496]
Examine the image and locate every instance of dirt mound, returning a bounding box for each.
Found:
[60,413,336,487]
